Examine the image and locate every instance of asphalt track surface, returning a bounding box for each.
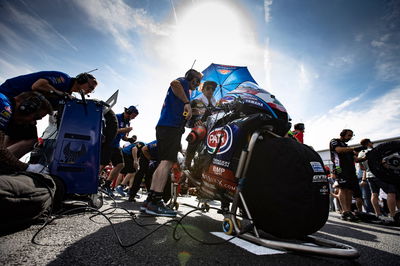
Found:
[1,194,399,266]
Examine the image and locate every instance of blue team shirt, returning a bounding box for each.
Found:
[0,71,73,98]
[111,113,130,148]
[157,77,190,127]
[0,93,13,131]
[146,140,158,160]
[122,143,136,155]
[122,141,145,155]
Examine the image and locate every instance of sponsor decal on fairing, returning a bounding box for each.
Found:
[312,175,328,183]
[207,125,233,155]
[202,173,237,192]
[212,158,230,167]
[310,161,324,173]
[212,165,226,176]
[319,185,329,195]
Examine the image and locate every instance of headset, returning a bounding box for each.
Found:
[76,73,95,85]
[18,92,47,114]
[340,129,353,137]
[184,69,200,81]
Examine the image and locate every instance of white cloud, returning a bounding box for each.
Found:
[305,87,400,151]
[328,95,362,114]
[371,40,385,47]
[0,58,34,83]
[6,1,78,51]
[0,23,27,51]
[263,50,319,121]
[355,33,363,42]
[328,55,354,68]
[299,64,311,91]
[72,0,169,53]
[264,0,273,23]
[83,0,268,144]
[376,61,400,81]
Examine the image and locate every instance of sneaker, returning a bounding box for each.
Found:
[128,194,136,202]
[145,200,177,217]
[341,211,359,222]
[102,186,115,198]
[377,215,385,220]
[140,200,148,213]
[115,185,126,197]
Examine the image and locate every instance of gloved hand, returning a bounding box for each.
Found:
[354,146,367,152]
[26,164,49,174]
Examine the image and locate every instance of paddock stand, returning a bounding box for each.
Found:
[221,129,360,259]
[167,181,180,210]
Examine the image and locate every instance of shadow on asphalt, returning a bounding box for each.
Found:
[33,205,396,266]
[326,219,400,237]
[10,195,392,265]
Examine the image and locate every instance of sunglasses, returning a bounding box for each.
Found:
[192,77,201,84]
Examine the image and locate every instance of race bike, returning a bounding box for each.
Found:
[184,81,359,258]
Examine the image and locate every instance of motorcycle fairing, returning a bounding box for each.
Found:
[221,81,288,119]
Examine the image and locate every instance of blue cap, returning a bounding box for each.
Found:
[125,105,139,115]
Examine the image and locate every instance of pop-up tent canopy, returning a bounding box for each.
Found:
[190,63,257,101]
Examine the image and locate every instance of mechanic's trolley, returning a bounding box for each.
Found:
[50,99,106,208]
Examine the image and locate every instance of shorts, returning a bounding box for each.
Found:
[120,152,136,174]
[156,126,184,162]
[100,146,124,166]
[5,123,37,141]
[336,173,362,198]
[367,177,399,194]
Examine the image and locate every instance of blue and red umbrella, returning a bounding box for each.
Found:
[191,63,257,101]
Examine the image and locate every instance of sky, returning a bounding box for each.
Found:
[0,0,399,151]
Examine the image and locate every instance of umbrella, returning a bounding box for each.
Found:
[190,63,257,101]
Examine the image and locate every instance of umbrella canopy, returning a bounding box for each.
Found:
[191,63,257,101]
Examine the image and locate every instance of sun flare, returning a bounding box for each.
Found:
[168,1,259,68]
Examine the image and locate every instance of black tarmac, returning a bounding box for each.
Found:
[1,194,399,266]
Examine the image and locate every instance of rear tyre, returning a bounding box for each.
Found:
[242,137,329,238]
[367,141,400,187]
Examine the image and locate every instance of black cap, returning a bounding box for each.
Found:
[125,105,139,115]
[294,123,305,131]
